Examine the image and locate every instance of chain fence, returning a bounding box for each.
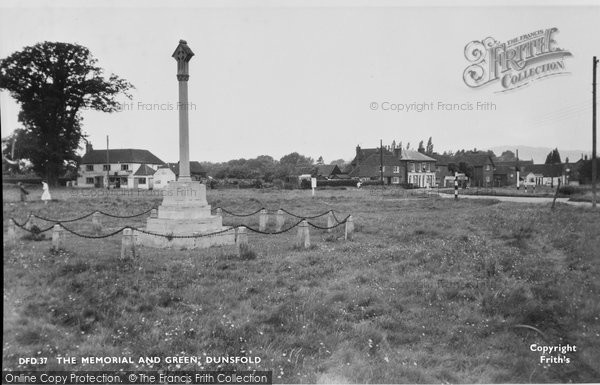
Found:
[9,208,351,240]
[29,207,156,223]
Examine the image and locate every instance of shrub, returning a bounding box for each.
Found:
[361,180,384,187]
[558,185,583,196]
[22,225,45,241]
[316,179,358,188]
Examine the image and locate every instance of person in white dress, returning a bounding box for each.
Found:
[41,181,52,204]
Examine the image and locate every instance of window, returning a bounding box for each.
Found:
[85,177,94,184]
[103,164,111,171]
[409,163,415,172]
[424,163,430,172]
[85,165,93,172]
[121,164,129,171]
[392,177,400,184]
[138,177,146,184]
[486,164,491,171]
[393,166,400,174]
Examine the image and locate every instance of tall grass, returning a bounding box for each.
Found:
[3,188,600,382]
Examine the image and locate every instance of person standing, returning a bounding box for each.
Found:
[41,180,52,204]
[17,182,29,202]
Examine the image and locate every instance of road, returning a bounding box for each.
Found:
[437,192,597,208]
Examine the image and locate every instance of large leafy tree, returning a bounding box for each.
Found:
[277,152,314,178]
[0,42,133,185]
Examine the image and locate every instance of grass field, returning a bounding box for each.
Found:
[3,187,600,383]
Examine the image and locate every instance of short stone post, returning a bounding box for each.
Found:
[25,214,36,231]
[192,232,201,249]
[344,215,354,241]
[120,228,136,259]
[327,211,335,233]
[215,208,222,217]
[150,209,158,218]
[275,209,285,232]
[296,220,310,249]
[7,219,17,246]
[259,209,268,232]
[51,224,63,251]
[91,212,102,235]
[236,226,249,256]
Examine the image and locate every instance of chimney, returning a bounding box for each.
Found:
[355,145,362,166]
[85,142,93,153]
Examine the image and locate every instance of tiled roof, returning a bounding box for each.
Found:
[526,164,565,177]
[429,154,454,165]
[82,149,164,165]
[314,164,341,176]
[352,147,394,166]
[495,160,534,167]
[134,164,156,176]
[457,154,494,167]
[349,154,403,177]
[398,149,437,162]
[429,152,493,167]
[360,154,402,167]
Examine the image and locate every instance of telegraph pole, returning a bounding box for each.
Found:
[380,139,384,189]
[593,56,597,208]
[106,135,110,189]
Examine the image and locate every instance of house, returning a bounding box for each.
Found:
[457,153,495,187]
[429,152,495,187]
[313,164,342,179]
[133,164,156,189]
[525,164,568,187]
[77,144,164,189]
[429,154,455,187]
[493,160,533,187]
[349,153,405,184]
[152,166,176,189]
[349,144,437,187]
[396,148,437,187]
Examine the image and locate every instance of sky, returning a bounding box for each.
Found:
[1,0,599,164]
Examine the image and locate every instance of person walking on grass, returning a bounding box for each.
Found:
[41,180,51,204]
[17,182,29,202]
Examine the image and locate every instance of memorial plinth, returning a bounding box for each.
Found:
[138,39,235,249]
[139,181,234,249]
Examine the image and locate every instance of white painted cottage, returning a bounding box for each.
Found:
[153,166,177,189]
[76,144,164,189]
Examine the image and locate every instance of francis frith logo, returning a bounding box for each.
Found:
[463,27,572,92]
